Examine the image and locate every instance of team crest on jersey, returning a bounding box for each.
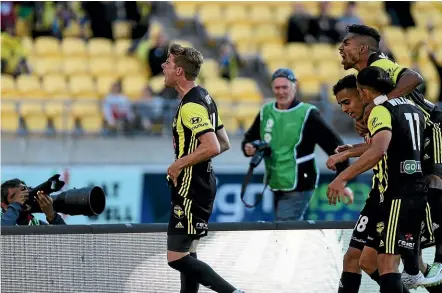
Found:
[173,205,185,219]
[190,117,202,124]
[376,221,384,235]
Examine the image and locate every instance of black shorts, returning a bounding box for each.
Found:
[375,197,427,255]
[349,192,380,251]
[424,109,442,178]
[167,234,200,253]
[421,192,442,249]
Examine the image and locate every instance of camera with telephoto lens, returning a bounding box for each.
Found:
[26,174,106,216]
[249,140,271,168]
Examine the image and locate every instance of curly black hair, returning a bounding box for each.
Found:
[346,24,381,51]
[357,66,394,94]
[333,74,357,96]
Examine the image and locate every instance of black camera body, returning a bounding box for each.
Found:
[249,140,271,168]
[26,174,106,217]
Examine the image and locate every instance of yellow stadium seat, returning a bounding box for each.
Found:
[32,57,62,77]
[231,78,262,102]
[249,5,274,25]
[173,39,194,49]
[292,61,317,80]
[406,27,429,48]
[253,24,281,46]
[34,37,60,57]
[122,75,147,99]
[15,18,30,37]
[96,76,118,96]
[113,21,132,39]
[52,113,76,133]
[317,61,341,83]
[42,75,68,97]
[227,24,252,44]
[1,75,18,99]
[198,4,223,25]
[149,75,165,95]
[69,75,97,99]
[204,78,231,100]
[224,5,248,25]
[63,58,88,76]
[1,110,19,132]
[62,21,82,38]
[430,28,442,50]
[16,75,46,99]
[89,57,115,77]
[46,101,66,119]
[117,56,146,77]
[114,39,132,56]
[311,44,339,62]
[329,2,346,18]
[426,80,440,103]
[149,20,163,39]
[383,27,406,46]
[260,44,285,63]
[267,60,292,74]
[200,58,220,79]
[236,102,261,121]
[235,41,258,57]
[174,2,198,19]
[285,43,310,62]
[274,5,292,26]
[299,79,321,97]
[71,102,103,133]
[21,37,34,54]
[205,23,227,39]
[21,103,48,133]
[88,38,113,57]
[61,38,87,57]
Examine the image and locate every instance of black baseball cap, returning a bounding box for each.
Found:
[271,68,297,82]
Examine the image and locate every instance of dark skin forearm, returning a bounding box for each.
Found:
[344,143,370,158]
[386,70,423,99]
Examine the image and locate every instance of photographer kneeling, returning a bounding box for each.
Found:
[1,179,66,226]
[242,68,352,221]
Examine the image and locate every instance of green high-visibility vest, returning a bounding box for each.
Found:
[260,101,317,191]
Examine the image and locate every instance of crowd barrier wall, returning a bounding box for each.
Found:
[1,222,435,293]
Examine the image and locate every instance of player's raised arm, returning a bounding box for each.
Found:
[386,68,423,99]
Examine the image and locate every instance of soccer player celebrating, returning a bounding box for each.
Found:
[162,43,244,293]
[330,74,441,292]
[339,24,442,284]
[328,66,428,293]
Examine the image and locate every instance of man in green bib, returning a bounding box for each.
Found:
[242,68,352,221]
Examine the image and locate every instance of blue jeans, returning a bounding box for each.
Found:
[274,190,315,221]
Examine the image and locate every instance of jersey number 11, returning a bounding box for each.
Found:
[404,112,421,151]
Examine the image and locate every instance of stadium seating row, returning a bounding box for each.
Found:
[1,74,263,102]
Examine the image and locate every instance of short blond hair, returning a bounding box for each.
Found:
[168,43,203,81]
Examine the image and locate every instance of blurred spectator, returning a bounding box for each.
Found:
[219,42,239,80]
[148,32,170,76]
[102,81,136,133]
[134,86,165,132]
[83,1,115,40]
[336,2,362,38]
[427,47,442,104]
[286,3,314,43]
[1,26,31,76]
[379,38,395,61]
[1,2,16,31]
[385,2,415,29]
[309,2,340,44]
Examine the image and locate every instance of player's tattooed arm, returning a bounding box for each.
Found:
[386,69,423,99]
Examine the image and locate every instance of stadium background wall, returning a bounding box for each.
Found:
[1,165,373,224]
[1,222,435,293]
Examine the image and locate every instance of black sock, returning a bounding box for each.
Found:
[370,270,410,293]
[169,255,236,293]
[428,188,442,263]
[338,272,361,293]
[369,270,381,284]
[425,286,442,293]
[180,253,199,293]
[380,273,403,293]
[401,249,420,275]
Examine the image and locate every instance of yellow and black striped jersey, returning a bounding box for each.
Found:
[171,86,223,204]
[368,52,436,124]
[368,97,427,202]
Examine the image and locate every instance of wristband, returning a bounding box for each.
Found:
[374,95,388,105]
